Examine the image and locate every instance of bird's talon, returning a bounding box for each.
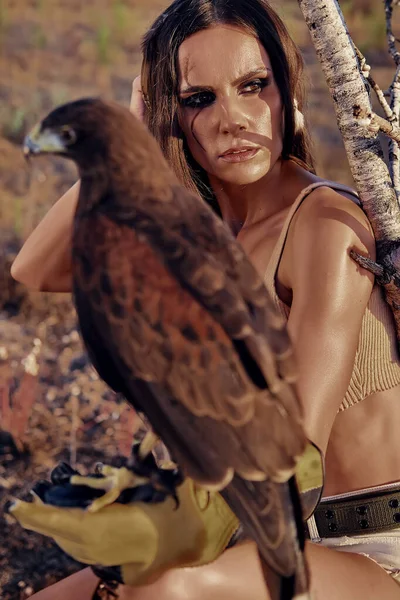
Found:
[87,491,121,513]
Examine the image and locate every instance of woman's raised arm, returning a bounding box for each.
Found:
[11,181,79,292]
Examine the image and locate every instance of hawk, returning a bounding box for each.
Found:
[24,98,311,600]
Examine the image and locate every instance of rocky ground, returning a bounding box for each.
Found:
[0,0,396,597]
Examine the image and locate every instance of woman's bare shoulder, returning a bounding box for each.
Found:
[292,184,375,256]
[276,183,376,312]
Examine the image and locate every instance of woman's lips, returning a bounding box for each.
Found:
[219,148,260,163]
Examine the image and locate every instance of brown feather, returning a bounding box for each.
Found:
[74,215,306,487]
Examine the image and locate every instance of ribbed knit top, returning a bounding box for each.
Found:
[263,181,400,412]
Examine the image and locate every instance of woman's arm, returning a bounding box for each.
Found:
[29,568,99,600]
[29,544,270,600]
[282,188,376,453]
[10,181,79,292]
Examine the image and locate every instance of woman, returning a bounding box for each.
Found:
[11,0,400,598]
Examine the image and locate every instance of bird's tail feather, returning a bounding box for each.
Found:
[221,475,310,600]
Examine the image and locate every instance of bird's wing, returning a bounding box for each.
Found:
[113,185,298,399]
[73,205,306,490]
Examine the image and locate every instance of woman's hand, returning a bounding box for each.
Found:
[130,76,146,122]
[9,461,239,588]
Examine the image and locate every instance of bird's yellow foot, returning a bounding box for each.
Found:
[71,466,150,513]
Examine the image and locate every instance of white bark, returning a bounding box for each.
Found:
[389,71,400,198]
[297,0,400,343]
[385,0,400,202]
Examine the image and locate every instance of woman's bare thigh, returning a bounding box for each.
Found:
[169,542,400,600]
[306,542,400,600]
[28,568,99,600]
[29,541,400,600]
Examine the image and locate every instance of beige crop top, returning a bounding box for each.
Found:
[263,181,400,412]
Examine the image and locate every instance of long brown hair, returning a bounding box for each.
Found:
[141,0,315,213]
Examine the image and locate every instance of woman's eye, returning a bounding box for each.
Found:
[180,91,215,109]
[242,78,270,94]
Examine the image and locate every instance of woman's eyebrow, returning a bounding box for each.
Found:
[179,67,271,95]
[179,84,212,95]
[232,67,271,87]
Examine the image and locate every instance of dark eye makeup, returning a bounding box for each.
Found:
[179,77,270,110]
[180,90,216,109]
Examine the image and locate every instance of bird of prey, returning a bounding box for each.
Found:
[24,98,310,600]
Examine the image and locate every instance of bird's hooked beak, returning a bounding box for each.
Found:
[23,123,73,159]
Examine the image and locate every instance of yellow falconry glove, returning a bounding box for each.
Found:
[9,440,322,587]
[9,460,239,587]
[295,440,324,520]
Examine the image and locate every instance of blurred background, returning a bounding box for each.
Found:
[0,0,396,597]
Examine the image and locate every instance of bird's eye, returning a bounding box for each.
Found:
[59,126,77,146]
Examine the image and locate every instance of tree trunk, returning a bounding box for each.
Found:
[297,0,400,345]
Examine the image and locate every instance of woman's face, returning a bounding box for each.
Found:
[177,25,283,187]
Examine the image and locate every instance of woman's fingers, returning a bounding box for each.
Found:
[130,76,146,121]
[9,499,87,541]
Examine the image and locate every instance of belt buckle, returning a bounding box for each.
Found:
[306,513,322,542]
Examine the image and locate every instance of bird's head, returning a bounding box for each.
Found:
[23,98,145,171]
[24,98,103,160]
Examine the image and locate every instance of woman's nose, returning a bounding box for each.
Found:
[217,99,248,135]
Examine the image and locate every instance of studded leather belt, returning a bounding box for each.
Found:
[305,482,400,541]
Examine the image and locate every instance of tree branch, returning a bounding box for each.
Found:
[297,0,400,347]
[354,47,394,121]
[384,1,400,201]
[370,112,400,144]
[385,0,400,66]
